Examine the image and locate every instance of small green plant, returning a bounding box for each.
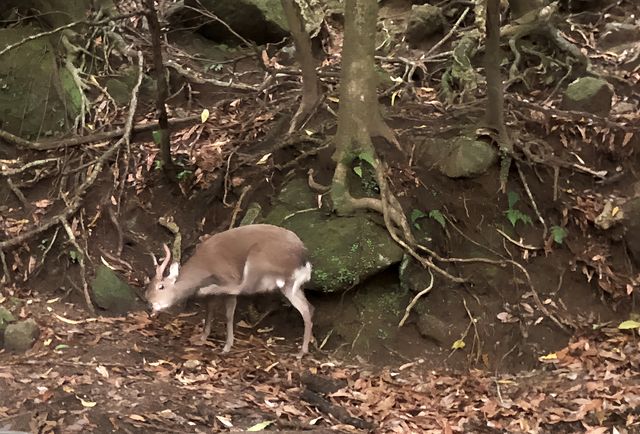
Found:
[550,225,568,244]
[411,208,446,230]
[153,160,163,170]
[177,169,192,181]
[505,191,532,227]
[429,209,446,229]
[68,250,79,263]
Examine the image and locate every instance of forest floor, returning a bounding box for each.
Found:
[1,0,640,433]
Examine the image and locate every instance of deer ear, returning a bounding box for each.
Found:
[168,262,180,279]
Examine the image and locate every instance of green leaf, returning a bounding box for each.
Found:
[550,226,568,244]
[410,209,427,223]
[69,250,79,263]
[151,130,162,145]
[452,339,465,350]
[353,166,363,177]
[505,209,519,227]
[153,160,163,170]
[618,320,640,330]
[246,420,274,431]
[507,191,519,209]
[55,344,70,351]
[358,151,376,167]
[429,210,446,229]
[177,170,192,181]
[410,209,427,230]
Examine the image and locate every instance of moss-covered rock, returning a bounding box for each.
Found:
[561,76,614,116]
[4,318,39,352]
[264,178,404,293]
[90,265,137,313]
[344,278,408,352]
[0,26,82,138]
[0,306,15,338]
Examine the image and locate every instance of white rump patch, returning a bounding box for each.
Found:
[291,262,312,294]
[276,278,285,288]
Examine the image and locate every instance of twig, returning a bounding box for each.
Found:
[228,185,251,229]
[108,206,124,256]
[6,178,30,210]
[0,248,11,284]
[425,7,470,57]
[0,158,59,176]
[222,152,235,207]
[0,115,201,151]
[398,269,434,327]
[516,161,547,239]
[0,12,142,57]
[462,297,482,365]
[60,217,95,315]
[496,228,542,250]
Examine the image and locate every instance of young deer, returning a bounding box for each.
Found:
[145,224,314,357]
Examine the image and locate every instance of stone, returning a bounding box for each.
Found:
[90,265,137,313]
[4,318,39,352]
[0,306,15,337]
[561,77,614,116]
[416,313,450,345]
[264,178,404,292]
[0,26,82,138]
[439,136,498,178]
[622,197,640,267]
[180,0,288,45]
[405,4,445,47]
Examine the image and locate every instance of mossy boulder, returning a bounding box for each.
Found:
[90,265,137,313]
[264,178,404,293]
[0,26,82,138]
[4,318,39,352]
[561,77,614,116]
[0,306,15,337]
[416,134,498,179]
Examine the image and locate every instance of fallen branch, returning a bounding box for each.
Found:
[398,269,434,327]
[60,217,95,315]
[0,115,201,151]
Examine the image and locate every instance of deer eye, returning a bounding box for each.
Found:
[158,284,164,290]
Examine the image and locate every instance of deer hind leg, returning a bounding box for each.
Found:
[222,295,238,353]
[202,298,216,341]
[282,282,314,358]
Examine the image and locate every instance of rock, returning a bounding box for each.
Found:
[561,77,614,116]
[90,265,137,313]
[622,197,640,267]
[399,256,435,294]
[0,26,82,138]
[264,178,404,292]
[416,313,450,345]
[439,136,498,179]
[599,22,640,50]
[405,4,445,47]
[177,0,288,45]
[4,318,39,352]
[0,306,15,338]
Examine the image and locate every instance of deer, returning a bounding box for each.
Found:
[145,224,314,357]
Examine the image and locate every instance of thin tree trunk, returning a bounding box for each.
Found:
[145,0,176,181]
[281,0,321,133]
[485,0,504,134]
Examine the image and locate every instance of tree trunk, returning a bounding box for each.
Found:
[485,0,504,134]
[330,0,394,214]
[281,0,321,133]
